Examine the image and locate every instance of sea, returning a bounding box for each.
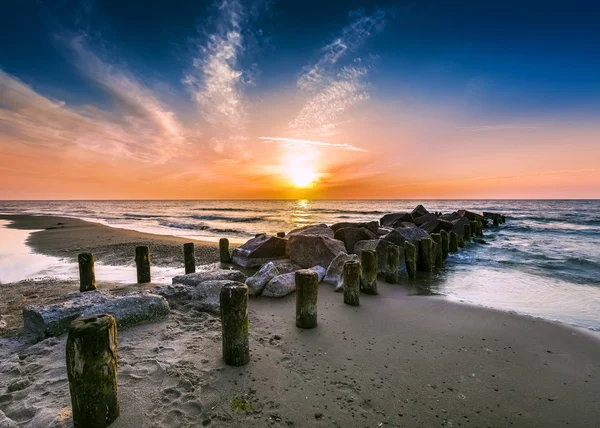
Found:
[1,200,599,332]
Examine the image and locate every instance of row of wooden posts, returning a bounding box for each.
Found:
[67,217,502,427]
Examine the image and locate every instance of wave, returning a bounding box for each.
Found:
[191,214,264,223]
[157,219,252,236]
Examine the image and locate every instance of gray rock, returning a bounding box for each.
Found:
[262,272,296,298]
[413,213,437,226]
[330,221,379,234]
[0,411,18,428]
[231,234,287,268]
[439,212,462,222]
[23,290,170,339]
[287,223,334,238]
[334,227,378,253]
[451,217,471,236]
[380,212,413,228]
[245,262,280,296]
[412,204,430,218]
[354,239,405,276]
[383,226,430,247]
[287,235,347,268]
[377,227,393,236]
[270,259,302,274]
[172,268,246,286]
[419,217,454,234]
[310,265,327,282]
[189,280,236,313]
[323,253,360,292]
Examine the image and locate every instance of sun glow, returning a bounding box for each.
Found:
[288,166,319,188]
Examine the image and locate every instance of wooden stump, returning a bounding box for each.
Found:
[78,253,96,292]
[295,269,318,329]
[66,314,119,428]
[464,223,472,242]
[135,246,151,283]
[183,242,196,274]
[440,230,449,259]
[343,260,361,306]
[458,236,466,248]
[360,250,378,295]
[431,233,443,267]
[449,231,458,253]
[385,245,400,284]
[404,241,417,279]
[220,283,250,366]
[418,238,433,272]
[219,238,231,263]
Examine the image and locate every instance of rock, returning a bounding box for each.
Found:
[23,290,169,339]
[310,265,327,282]
[152,283,193,301]
[333,227,378,253]
[330,221,379,234]
[287,235,347,268]
[380,212,413,227]
[188,280,234,313]
[270,259,302,274]
[383,226,430,248]
[245,262,280,296]
[262,272,296,298]
[323,253,360,291]
[287,223,334,238]
[172,268,246,285]
[354,239,406,277]
[439,212,462,222]
[7,378,31,392]
[419,217,454,234]
[451,217,471,237]
[231,234,287,268]
[460,209,486,225]
[0,411,18,428]
[376,227,393,236]
[412,204,430,218]
[413,213,437,226]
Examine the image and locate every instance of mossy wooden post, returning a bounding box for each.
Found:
[219,238,231,263]
[418,238,433,272]
[464,223,472,242]
[458,236,466,248]
[440,230,449,259]
[66,314,119,428]
[183,242,195,274]
[343,260,360,306]
[220,283,250,367]
[135,246,151,283]
[431,233,443,267]
[78,253,96,292]
[295,269,318,329]
[493,215,500,227]
[277,231,286,238]
[449,231,458,253]
[360,250,378,295]
[501,215,506,224]
[385,245,400,284]
[404,241,417,279]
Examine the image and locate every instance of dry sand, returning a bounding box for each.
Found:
[1,216,600,427]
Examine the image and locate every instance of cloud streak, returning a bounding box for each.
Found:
[258,136,367,152]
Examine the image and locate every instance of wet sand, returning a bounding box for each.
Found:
[1,215,599,427]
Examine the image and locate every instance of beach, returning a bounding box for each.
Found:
[1,215,599,427]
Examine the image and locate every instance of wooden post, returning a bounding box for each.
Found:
[458,235,466,248]
[277,231,286,238]
[66,314,119,428]
[295,269,318,329]
[385,244,400,284]
[449,231,458,253]
[501,215,506,224]
[183,242,195,274]
[440,230,449,259]
[464,223,472,242]
[360,250,378,295]
[219,238,231,263]
[135,246,151,283]
[404,241,417,279]
[78,253,96,292]
[431,233,443,267]
[220,283,250,366]
[493,215,499,227]
[343,260,360,306]
[418,238,433,272]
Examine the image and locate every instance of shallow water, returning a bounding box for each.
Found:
[1,200,599,331]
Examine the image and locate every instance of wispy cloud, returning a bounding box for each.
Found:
[466,124,538,132]
[258,136,367,152]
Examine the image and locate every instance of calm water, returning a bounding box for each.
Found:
[1,200,599,331]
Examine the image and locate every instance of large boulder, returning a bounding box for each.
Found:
[245,262,280,296]
[413,213,437,227]
[287,223,334,239]
[23,291,170,339]
[0,411,18,428]
[187,280,235,313]
[323,253,360,292]
[377,226,393,236]
[380,212,413,228]
[287,235,347,268]
[411,204,430,218]
[262,272,296,298]
[383,226,430,248]
[451,217,471,236]
[172,268,246,286]
[334,227,378,253]
[310,265,327,282]
[270,259,302,274]
[353,239,405,276]
[331,221,379,234]
[231,234,287,268]
[419,217,454,234]
[460,210,488,226]
[440,212,462,222]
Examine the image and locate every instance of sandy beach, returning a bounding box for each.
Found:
[1,215,600,427]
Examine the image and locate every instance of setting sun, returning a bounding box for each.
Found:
[288,166,319,188]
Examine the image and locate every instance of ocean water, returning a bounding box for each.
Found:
[1,200,599,331]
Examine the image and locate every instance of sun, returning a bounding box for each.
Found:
[288,166,318,188]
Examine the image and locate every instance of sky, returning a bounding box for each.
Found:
[1,0,599,199]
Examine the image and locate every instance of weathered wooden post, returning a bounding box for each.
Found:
[295,269,318,329]
[66,314,119,428]
[464,223,472,242]
[385,244,400,284]
[449,231,458,253]
[78,253,96,292]
[220,283,250,366]
[404,241,417,279]
[183,242,195,274]
[493,215,500,227]
[219,238,231,263]
[360,250,378,295]
[458,236,466,248]
[418,238,433,272]
[440,230,449,259]
[343,260,361,306]
[277,231,286,238]
[135,246,151,283]
[501,215,506,224]
[431,233,443,267]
